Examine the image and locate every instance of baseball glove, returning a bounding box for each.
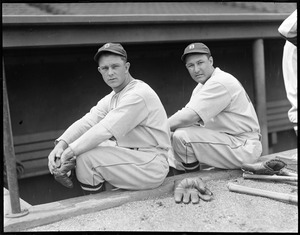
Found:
[241,159,287,175]
[53,157,76,188]
[174,177,213,204]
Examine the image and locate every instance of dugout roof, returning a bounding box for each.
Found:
[3,2,297,48]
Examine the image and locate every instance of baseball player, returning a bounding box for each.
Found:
[48,43,171,194]
[278,9,297,135]
[168,42,262,173]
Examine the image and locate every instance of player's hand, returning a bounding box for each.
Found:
[60,147,76,165]
[48,140,68,174]
[174,177,213,204]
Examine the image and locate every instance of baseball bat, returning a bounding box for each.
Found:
[243,173,297,182]
[227,182,297,204]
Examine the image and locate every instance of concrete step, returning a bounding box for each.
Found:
[3,187,32,217]
[4,148,297,232]
[4,168,242,232]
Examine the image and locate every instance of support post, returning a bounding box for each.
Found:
[3,59,28,217]
[252,39,269,155]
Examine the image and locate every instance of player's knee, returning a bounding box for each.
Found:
[172,129,185,143]
[172,129,189,151]
[75,153,86,168]
[75,153,91,180]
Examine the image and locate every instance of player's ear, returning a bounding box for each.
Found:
[125,62,130,72]
[209,56,213,66]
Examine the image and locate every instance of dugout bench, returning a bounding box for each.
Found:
[13,129,64,179]
[267,99,295,151]
[12,99,295,179]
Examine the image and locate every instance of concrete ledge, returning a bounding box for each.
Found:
[4,148,296,232]
[4,168,242,232]
[4,188,32,216]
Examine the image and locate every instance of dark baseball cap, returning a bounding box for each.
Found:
[94,43,127,62]
[181,43,211,62]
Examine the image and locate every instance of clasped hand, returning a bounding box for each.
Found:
[48,143,75,174]
[174,177,213,204]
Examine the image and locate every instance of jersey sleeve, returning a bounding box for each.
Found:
[100,93,149,139]
[278,10,297,45]
[186,81,231,125]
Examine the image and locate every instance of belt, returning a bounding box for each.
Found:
[235,132,261,141]
[127,147,169,153]
[129,147,139,150]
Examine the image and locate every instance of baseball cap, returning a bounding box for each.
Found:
[94,43,127,62]
[181,43,211,62]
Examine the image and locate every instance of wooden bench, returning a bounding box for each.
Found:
[266,99,295,145]
[13,130,64,179]
[11,99,294,179]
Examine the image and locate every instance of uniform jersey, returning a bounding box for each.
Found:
[282,41,297,124]
[185,67,261,139]
[278,9,297,46]
[278,10,297,125]
[58,79,171,151]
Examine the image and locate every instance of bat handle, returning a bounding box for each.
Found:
[227,182,297,204]
[243,173,298,182]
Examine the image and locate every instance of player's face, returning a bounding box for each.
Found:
[185,54,214,84]
[98,54,130,92]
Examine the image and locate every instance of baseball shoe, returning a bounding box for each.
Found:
[53,158,76,188]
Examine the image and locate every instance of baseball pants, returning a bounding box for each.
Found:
[168,126,262,171]
[75,140,169,192]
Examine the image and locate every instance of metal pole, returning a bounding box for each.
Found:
[3,58,28,217]
[252,39,269,155]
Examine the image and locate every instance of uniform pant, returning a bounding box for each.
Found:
[168,126,262,171]
[75,140,169,192]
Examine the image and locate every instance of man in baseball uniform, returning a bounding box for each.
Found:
[278,9,297,135]
[48,43,171,194]
[168,42,262,173]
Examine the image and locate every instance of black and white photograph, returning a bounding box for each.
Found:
[3,1,297,232]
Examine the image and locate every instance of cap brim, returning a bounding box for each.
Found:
[94,49,126,62]
[181,53,187,61]
[181,50,209,62]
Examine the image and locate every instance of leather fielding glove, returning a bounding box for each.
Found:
[53,157,76,188]
[174,177,213,204]
[241,159,287,175]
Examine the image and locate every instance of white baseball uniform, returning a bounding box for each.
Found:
[169,67,262,170]
[57,79,171,191]
[282,41,297,126]
[278,10,297,129]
